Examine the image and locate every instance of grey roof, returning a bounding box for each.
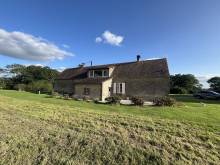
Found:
[57,58,169,82]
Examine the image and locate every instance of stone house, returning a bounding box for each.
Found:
[54,56,170,101]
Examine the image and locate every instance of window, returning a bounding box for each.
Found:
[89,70,94,78]
[94,70,102,77]
[113,83,125,94]
[84,88,90,95]
[103,70,109,77]
[88,69,109,78]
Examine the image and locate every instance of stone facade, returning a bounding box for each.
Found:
[74,84,101,100]
[54,58,170,101]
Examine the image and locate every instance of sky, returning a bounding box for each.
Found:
[0,0,220,87]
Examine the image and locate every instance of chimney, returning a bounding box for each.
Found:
[137,55,141,62]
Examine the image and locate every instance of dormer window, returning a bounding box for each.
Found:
[94,70,102,77]
[88,69,109,78]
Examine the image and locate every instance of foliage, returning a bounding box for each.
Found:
[26,80,53,94]
[208,77,220,93]
[170,74,202,94]
[170,87,187,94]
[130,96,144,106]
[0,90,219,164]
[153,96,176,106]
[0,78,6,89]
[105,95,121,104]
[0,64,59,91]
[14,84,26,91]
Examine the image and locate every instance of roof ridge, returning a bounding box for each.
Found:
[66,58,167,70]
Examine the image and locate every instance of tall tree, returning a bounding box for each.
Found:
[207,77,220,93]
[170,74,202,94]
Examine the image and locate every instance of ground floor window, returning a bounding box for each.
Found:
[113,83,125,94]
[84,88,90,95]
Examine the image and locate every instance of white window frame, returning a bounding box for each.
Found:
[89,70,94,78]
[113,82,125,94]
[88,69,109,78]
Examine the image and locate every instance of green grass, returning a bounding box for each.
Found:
[0,90,220,164]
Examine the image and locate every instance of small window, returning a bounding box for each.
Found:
[94,70,102,77]
[84,88,90,95]
[119,83,123,93]
[113,83,125,94]
[89,70,94,77]
[103,70,109,77]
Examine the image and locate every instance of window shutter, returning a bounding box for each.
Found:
[122,83,125,94]
[113,83,116,94]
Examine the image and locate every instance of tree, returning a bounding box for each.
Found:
[207,77,220,93]
[0,64,59,91]
[0,78,6,89]
[170,74,202,94]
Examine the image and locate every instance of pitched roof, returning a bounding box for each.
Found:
[57,58,169,81]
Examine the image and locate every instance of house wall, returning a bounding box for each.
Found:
[109,66,115,76]
[112,77,170,100]
[101,78,112,101]
[74,84,101,100]
[54,80,74,94]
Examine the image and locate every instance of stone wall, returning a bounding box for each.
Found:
[75,84,101,100]
[54,80,74,94]
[112,77,170,100]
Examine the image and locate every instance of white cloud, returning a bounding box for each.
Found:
[196,74,220,88]
[95,37,102,43]
[96,30,124,46]
[0,28,73,61]
[56,67,66,72]
[25,63,45,67]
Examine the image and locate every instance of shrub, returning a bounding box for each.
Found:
[131,96,144,106]
[14,84,26,91]
[26,80,53,94]
[153,96,176,106]
[170,87,187,94]
[64,94,70,100]
[51,92,59,97]
[105,95,121,104]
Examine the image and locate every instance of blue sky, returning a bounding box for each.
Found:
[0,0,220,87]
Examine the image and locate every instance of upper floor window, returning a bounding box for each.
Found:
[88,69,109,78]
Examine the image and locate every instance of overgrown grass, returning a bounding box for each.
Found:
[0,90,220,164]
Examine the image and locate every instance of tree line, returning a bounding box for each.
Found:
[170,74,220,94]
[0,64,59,94]
[0,64,220,94]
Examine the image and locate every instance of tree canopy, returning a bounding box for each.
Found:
[0,64,59,93]
[207,77,220,93]
[170,74,202,94]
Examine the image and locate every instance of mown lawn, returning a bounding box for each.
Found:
[0,90,220,164]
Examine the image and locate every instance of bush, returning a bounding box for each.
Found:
[153,96,176,106]
[14,84,26,91]
[105,95,121,104]
[64,94,70,100]
[26,80,53,94]
[170,87,187,94]
[131,96,144,106]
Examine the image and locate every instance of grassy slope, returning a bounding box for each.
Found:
[0,90,220,164]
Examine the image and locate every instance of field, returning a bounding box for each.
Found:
[0,90,220,164]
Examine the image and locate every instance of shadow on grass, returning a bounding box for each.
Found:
[170,94,220,105]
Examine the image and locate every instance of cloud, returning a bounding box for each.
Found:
[25,63,45,67]
[95,30,124,46]
[196,74,220,88]
[95,37,102,43]
[0,28,73,61]
[56,67,66,72]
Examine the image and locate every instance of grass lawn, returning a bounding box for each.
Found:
[0,90,220,164]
